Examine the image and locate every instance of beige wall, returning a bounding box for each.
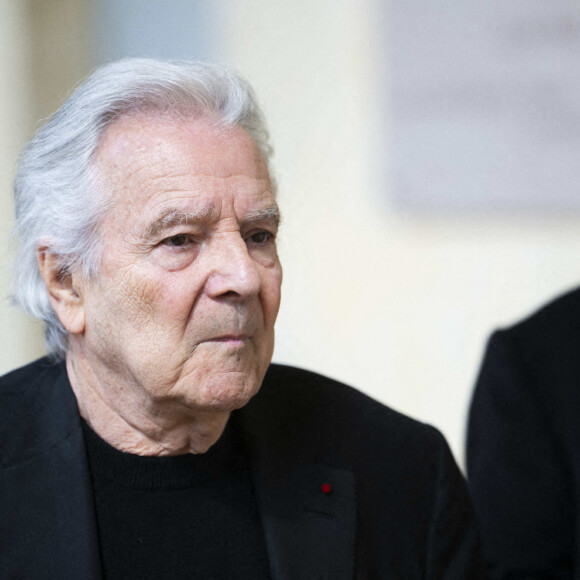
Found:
[0,0,92,376]
[220,0,580,466]
[0,1,44,374]
[3,0,580,467]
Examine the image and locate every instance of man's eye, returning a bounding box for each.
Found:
[162,234,190,247]
[249,231,271,244]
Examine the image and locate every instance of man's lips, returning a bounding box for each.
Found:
[205,334,251,344]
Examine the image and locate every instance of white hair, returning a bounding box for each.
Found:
[12,58,274,359]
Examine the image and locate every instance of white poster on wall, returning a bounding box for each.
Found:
[390,0,580,212]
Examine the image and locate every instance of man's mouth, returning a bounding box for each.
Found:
[206,334,250,346]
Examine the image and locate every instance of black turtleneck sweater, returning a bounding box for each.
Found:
[82,417,271,580]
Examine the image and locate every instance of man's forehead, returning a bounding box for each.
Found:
[95,113,274,226]
[96,112,264,174]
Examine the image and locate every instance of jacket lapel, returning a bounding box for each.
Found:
[237,369,357,580]
[0,362,102,579]
[252,462,356,580]
[0,424,102,579]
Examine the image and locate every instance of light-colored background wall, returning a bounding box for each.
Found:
[0,1,46,375]
[2,0,580,468]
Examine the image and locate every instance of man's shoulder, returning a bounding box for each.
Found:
[0,357,74,468]
[476,287,580,416]
[0,356,62,396]
[262,363,423,422]
[485,286,580,371]
[257,363,447,458]
[503,286,580,340]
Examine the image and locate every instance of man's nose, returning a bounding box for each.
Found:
[204,235,262,300]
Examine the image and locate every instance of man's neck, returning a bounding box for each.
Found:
[65,354,230,456]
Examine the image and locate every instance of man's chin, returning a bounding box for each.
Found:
[185,374,262,413]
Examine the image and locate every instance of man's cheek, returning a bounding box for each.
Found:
[113,269,162,319]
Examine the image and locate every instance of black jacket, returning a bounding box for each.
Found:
[468,287,580,579]
[1,358,485,578]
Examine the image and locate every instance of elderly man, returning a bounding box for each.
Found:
[0,59,485,578]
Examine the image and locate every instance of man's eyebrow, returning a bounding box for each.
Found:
[145,207,218,238]
[243,205,281,227]
[144,204,281,239]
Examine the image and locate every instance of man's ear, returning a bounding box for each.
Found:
[37,246,85,335]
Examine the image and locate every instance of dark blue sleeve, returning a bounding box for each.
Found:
[467,330,574,579]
